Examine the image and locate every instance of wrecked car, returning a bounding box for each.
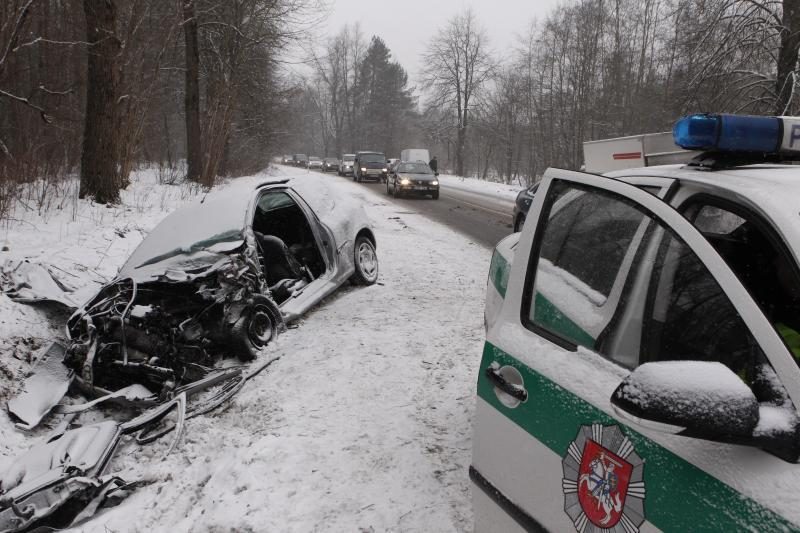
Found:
[1,175,377,531]
[62,176,378,401]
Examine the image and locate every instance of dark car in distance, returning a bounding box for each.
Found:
[323,157,339,172]
[354,151,388,182]
[512,182,539,232]
[293,154,309,168]
[387,162,439,199]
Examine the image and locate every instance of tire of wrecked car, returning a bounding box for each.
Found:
[351,236,379,286]
[228,295,281,361]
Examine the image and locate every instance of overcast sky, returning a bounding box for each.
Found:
[319,0,563,80]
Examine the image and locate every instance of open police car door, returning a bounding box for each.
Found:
[473,168,800,531]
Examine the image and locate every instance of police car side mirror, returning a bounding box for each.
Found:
[610,361,759,439]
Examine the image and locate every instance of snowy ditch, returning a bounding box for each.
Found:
[0,167,488,531]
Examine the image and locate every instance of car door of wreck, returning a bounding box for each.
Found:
[472,169,800,531]
[249,185,341,323]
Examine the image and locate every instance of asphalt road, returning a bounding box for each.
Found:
[351,177,515,249]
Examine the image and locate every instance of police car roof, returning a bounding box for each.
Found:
[607,163,800,254]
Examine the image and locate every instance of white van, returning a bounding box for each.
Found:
[400,148,430,164]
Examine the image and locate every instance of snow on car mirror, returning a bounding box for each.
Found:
[610,361,760,439]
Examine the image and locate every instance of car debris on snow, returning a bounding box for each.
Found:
[1,174,380,532]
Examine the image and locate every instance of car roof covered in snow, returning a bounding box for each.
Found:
[608,163,800,258]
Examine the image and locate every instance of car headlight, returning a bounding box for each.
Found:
[382,168,388,172]
[400,178,411,185]
[361,167,367,172]
[432,180,439,186]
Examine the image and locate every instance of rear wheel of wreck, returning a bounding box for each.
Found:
[351,235,379,286]
[229,296,281,361]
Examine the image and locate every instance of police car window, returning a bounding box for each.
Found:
[693,205,746,234]
[538,185,645,299]
[525,181,647,352]
[684,201,800,370]
[524,181,776,387]
[641,229,772,389]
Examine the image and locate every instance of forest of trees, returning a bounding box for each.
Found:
[287,0,800,185]
[1,0,799,212]
[0,0,319,210]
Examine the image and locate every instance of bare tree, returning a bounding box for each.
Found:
[776,0,800,113]
[183,0,202,182]
[421,8,494,176]
[80,0,123,203]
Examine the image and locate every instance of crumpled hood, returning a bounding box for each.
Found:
[118,185,251,280]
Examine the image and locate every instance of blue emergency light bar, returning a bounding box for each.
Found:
[673,113,800,155]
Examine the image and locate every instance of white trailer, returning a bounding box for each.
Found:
[400,148,430,164]
[583,132,698,173]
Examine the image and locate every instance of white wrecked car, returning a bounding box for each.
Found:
[65,176,378,395]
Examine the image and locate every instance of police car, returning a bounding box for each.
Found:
[473,114,800,531]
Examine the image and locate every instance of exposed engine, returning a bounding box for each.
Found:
[65,249,281,397]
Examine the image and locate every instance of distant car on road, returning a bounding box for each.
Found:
[512,183,539,232]
[354,151,388,182]
[323,157,339,172]
[387,161,439,199]
[293,154,308,168]
[282,155,292,164]
[308,156,323,170]
[339,154,356,176]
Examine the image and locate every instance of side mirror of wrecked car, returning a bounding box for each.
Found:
[611,361,759,438]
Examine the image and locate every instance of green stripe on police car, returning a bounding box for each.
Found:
[477,341,796,532]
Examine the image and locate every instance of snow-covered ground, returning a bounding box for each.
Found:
[438,174,525,202]
[0,166,489,531]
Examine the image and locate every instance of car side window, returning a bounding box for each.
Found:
[539,188,644,298]
[524,180,648,354]
[641,230,767,380]
[525,179,772,386]
[683,201,800,370]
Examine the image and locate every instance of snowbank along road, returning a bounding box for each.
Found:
[0,166,489,531]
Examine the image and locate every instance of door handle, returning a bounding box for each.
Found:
[485,365,528,402]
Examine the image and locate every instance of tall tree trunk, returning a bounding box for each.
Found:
[80,0,122,204]
[183,0,202,182]
[456,125,466,176]
[776,0,800,114]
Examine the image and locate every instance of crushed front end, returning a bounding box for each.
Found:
[65,240,282,398]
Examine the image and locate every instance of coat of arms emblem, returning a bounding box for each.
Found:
[562,424,646,532]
